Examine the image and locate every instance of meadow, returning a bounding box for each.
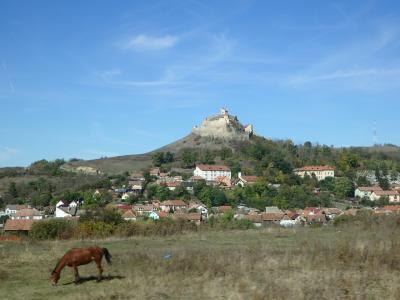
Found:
[1,222,400,300]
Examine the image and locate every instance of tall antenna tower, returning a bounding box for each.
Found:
[373,120,378,146]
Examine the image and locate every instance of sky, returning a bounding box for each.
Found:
[1,0,400,167]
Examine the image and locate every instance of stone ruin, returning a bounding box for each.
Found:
[192,108,253,141]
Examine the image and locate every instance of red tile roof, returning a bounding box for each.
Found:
[296,165,335,171]
[4,219,36,231]
[373,190,399,196]
[244,214,262,223]
[240,175,259,183]
[15,208,42,217]
[161,200,187,206]
[157,211,168,218]
[262,212,284,221]
[196,164,231,171]
[383,205,400,212]
[122,210,136,218]
[357,186,383,192]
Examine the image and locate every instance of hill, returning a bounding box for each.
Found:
[63,108,256,174]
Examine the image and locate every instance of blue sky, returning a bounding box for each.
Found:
[1,0,400,167]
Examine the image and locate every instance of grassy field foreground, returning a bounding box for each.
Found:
[1,225,400,300]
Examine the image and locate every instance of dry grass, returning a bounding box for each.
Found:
[1,225,400,299]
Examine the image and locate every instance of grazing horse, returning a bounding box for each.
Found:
[50,246,112,285]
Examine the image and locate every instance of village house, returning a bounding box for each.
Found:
[11,208,43,220]
[122,210,137,221]
[324,208,343,220]
[129,172,145,181]
[370,190,400,203]
[5,204,30,216]
[160,200,187,213]
[132,204,157,216]
[262,212,284,226]
[55,200,79,218]
[236,172,259,187]
[128,180,144,195]
[294,165,335,181]
[150,167,161,177]
[244,213,262,227]
[148,211,169,220]
[214,176,232,188]
[4,219,36,234]
[162,181,182,191]
[172,213,202,226]
[194,164,231,181]
[354,186,383,199]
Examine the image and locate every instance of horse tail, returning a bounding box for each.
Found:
[102,248,112,265]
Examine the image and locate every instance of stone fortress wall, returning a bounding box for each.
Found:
[192,108,253,141]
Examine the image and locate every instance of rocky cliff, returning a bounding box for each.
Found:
[192,108,253,141]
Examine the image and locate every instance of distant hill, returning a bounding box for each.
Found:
[62,108,257,174]
[62,133,249,175]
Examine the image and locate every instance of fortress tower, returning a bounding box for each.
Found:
[192,108,253,141]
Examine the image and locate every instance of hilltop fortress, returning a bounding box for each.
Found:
[192,108,253,141]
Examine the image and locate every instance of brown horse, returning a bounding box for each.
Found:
[50,246,112,285]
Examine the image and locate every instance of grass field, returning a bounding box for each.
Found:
[1,225,400,300]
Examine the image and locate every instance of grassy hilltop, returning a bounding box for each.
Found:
[1,222,400,300]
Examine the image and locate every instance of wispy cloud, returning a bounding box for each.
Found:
[0,146,19,162]
[2,62,15,93]
[125,34,179,51]
[285,20,400,91]
[289,68,400,85]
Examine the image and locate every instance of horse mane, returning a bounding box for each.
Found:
[52,256,66,274]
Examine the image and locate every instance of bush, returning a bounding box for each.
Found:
[116,218,198,237]
[29,219,74,240]
[73,221,115,239]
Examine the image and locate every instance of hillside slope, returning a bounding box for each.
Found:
[62,133,245,174]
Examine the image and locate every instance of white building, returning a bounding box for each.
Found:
[5,205,29,216]
[11,208,43,220]
[370,190,400,203]
[294,166,335,181]
[354,186,383,199]
[194,164,231,181]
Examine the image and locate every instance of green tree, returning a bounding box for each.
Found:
[201,150,215,164]
[181,149,197,168]
[8,182,18,198]
[378,177,390,190]
[334,177,354,199]
[152,152,165,167]
[164,152,174,163]
[219,147,233,160]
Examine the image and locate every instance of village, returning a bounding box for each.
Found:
[2,161,400,235]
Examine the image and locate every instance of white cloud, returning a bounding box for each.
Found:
[126,34,179,51]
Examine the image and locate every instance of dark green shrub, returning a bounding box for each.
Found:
[29,219,74,240]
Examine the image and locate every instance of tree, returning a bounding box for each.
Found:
[334,177,354,199]
[219,147,233,161]
[201,150,215,164]
[152,152,165,167]
[8,182,18,198]
[181,149,197,168]
[356,176,372,187]
[164,152,174,163]
[378,177,390,190]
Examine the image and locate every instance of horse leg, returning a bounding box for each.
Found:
[96,260,103,282]
[73,266,80,284]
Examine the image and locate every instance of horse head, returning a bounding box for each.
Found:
[50,270,60,285]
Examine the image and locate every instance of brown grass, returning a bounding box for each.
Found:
[1,222,400,299]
